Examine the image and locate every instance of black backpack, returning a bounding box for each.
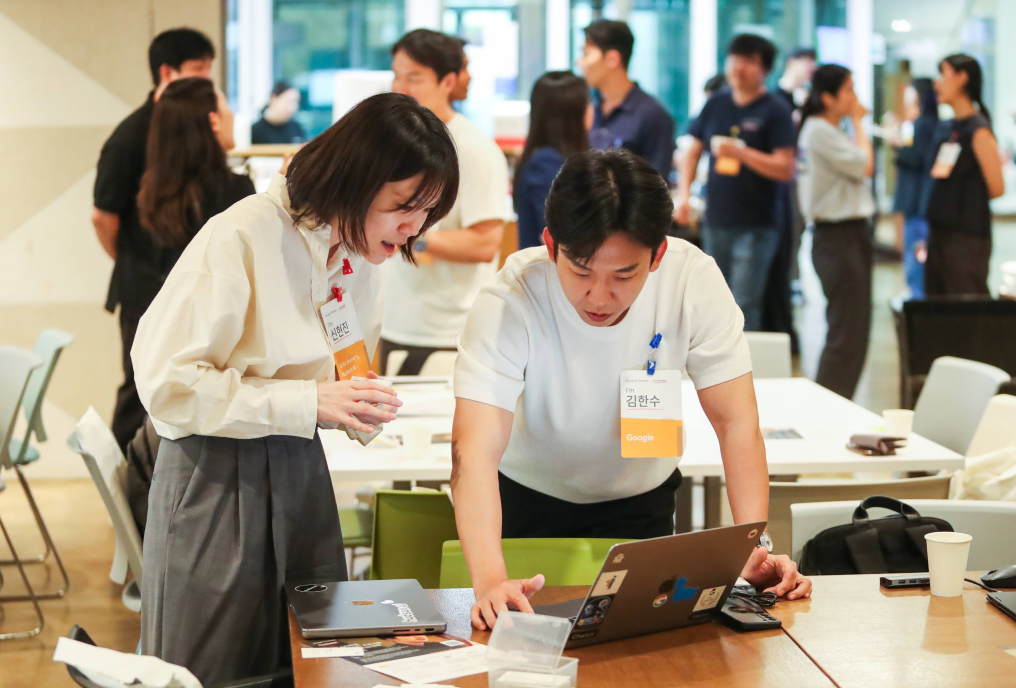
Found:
[799,496,954,575]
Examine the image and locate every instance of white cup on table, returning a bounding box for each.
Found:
[926,532,973,597]
[883,409,915,439]
[402,423,432,460]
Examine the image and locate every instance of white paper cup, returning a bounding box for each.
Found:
[883,409,915,439]
[402,424,432,461]
[926,532,972,597]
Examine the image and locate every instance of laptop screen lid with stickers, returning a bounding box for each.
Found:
[533,522,765,648]
[286,579,447,638]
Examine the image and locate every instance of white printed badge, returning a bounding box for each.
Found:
[930,142,961,179]
[320,291,370,380]
[620,370,683,458]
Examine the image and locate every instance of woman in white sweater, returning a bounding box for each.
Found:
[796,65,875,400]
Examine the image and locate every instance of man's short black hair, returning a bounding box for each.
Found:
[788,47,817,61]
[545,149,672,265]
[727,33,777,74]
[391,29,464,81]
[148,28,215,86]
[583,20,635,70]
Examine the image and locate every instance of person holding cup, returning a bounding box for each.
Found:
[130,93,459,684]
[796,65,875,401]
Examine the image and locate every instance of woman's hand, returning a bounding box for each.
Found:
[316,375,401,433]
[471,575,546,631]
[740,546,812,600]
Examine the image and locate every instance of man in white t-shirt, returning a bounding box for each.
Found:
[452,149,811,631]
[381,29,508,374]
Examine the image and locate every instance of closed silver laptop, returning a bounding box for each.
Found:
[534,522,766,648]
[286,579,448,638]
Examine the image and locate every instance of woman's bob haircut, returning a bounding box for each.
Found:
[286,92,458,261]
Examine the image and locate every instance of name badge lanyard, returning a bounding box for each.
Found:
[320,259,371,380]
[620,332,683,458]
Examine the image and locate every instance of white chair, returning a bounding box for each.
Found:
[912,356,1010,455]
[0,345,45,639]
[791,499,1016,570]
[744,332,792,379]
[419,351,457,377]
[67,408,144,612]
[966,394,1016,457]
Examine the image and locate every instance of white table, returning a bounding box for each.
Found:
[325,377,964,483]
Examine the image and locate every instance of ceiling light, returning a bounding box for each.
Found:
[892,19,912,33]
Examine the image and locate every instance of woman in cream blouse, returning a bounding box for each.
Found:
[131,93,458,684]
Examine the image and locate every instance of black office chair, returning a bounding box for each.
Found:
[893,297,1016,408]
[64,626,294,688]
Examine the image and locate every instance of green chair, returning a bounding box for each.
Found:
[369,490,457,588]
[339,505,373,575]
[439,538,633,589]
[1,329,73,600]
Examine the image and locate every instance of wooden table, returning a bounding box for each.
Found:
[769,573,1016,688]
[288,586,834,687]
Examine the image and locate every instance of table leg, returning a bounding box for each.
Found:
[674,477,693,533]
[704,477,722,530]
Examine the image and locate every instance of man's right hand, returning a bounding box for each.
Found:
[471,574,546,631]
[673,196,692,225]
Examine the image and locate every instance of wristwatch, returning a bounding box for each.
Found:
[758,530,773,553]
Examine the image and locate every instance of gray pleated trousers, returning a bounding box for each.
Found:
[141,432,346,685]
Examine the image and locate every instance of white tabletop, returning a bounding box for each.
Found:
[324,377,965,483]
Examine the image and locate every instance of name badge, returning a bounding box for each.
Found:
[620,370,683,458]
[930,142,961,179]
[320,291,371,380]
[711,135,745,176]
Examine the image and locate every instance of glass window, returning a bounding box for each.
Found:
[272,0,403,137]
[570,1,690,134]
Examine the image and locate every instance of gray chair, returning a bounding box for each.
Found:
[67,408,143,611]
[744,332,792,379]
[767,474,953,557]
[0,345,45,639]
[791,499,1016,570]
[912,356,1011,455]
[1,329,74,599]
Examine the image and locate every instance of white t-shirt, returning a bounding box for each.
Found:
[455,241,753,503]
[382,113,509,348]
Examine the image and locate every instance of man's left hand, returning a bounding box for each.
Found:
[740,546,811,600]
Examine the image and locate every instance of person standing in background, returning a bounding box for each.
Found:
[675,34,796,332]
[92,28,215,451]
[776,48,817,114]
[579,19,675,180]
[796,65,875,400]
[251,81,306,144]
[925,54,1004,296]
[451,38,471,104]
[891,78,938,299]
[382,29,509,375]
[514,72,591,250]
[137,78,255,286]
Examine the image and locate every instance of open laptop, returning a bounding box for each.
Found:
[535,521,766,648]
[286,579,448,639]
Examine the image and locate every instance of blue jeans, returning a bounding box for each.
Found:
[702,225,782,331]
[903,215,928,299]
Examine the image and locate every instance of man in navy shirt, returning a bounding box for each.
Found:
[579,20,675,180]
[675,34,795,331]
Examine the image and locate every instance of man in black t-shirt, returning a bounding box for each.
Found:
[675,35,795,332]
[92,28,215,451]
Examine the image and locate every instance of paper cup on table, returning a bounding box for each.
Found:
[926,532,972,597]
[402,424,432,460]
[883,409,914,438]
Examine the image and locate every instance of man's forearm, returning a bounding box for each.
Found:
[92,208,118,259]
[739,148,795,182]
[424,222,503,264]
[677,148,701,200]
[717,424,769,524]
[450,450,508,591]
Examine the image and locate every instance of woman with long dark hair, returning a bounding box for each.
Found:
[132,93,458,684]
[513,71,591,249]
[796,64,875,400]
[138,77,255,271]
[892,77,938,298]
[925,54,1004,295]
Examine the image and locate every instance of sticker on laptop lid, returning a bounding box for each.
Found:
[591,570,628,597]
[575,596,612,626]
[660,576,699,602]
[692,585,727,613]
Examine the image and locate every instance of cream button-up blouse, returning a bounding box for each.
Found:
[132,173,386,440]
